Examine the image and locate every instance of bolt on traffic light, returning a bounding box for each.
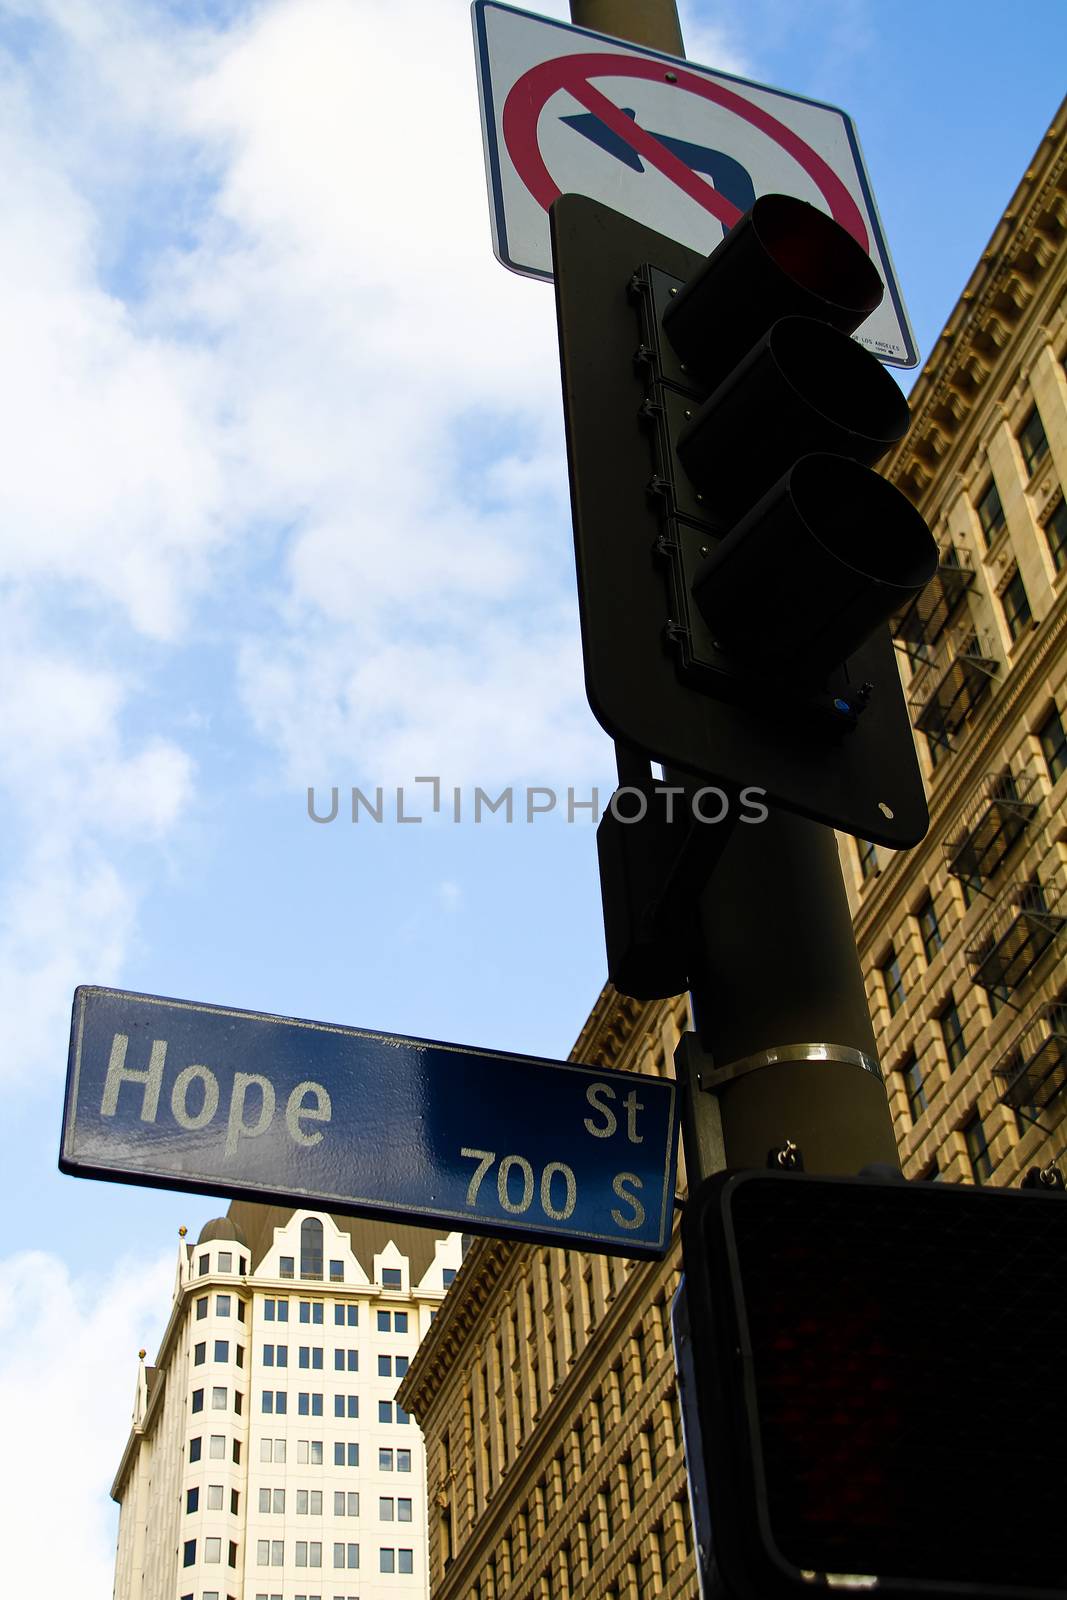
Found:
[676,1170,1067,1600]
[552,192,937,846]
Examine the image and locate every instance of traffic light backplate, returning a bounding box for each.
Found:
[552,192,929,849]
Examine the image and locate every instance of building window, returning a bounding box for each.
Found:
[299,1301,324,1325]
[395,1312,408,1333]
[1044,497,1067,573]
[396,1405,410,1425]
[296,1438,324,1464]
[379,1401,393,1424]
[279,1256,295,1279]
[228,1539,237,1567]
[395,1356,409,1377]
[211,1387,227,1410]
[205,1483,223,1510]
[191,1389,204,1414]
[329,1259,345,1282]
[939,1001,967,1070]
[196,1296,208,1320]
[335,1491,360,1516]
[964,1112,993,1184]
[218,1252,232,1273]
[397,1450,411,1471]
[880,950,904,1015]
[298,1345,323,1370]
[300,1218,324,1280]
[976,477,1006,546]
[263,1343,287,1368]
[381,1550,396,1574]
[382,1268,402,1289]
[926,730,948,771]
[916,896,942,962]
[296,1490,323,1515]
[399,1549,414,1574]
[1018,404,1050,475]
[901,1056,927,1124]
[183,1541,196,1568]
[397,1497,412,1521]
[194,1342,206,1366]
[379,1449,393,1471]
[263,1298,289,1323]
[208,1434,225,1459]
[214,1340,229,1363]
[335,1394,359,1418]
[857,837,878,881]
[959,871,982,909]
[378,1356,392,1377]
[216,1295,231,1317]
[1001,568,1032,641]
[261,1390,287,1414]
[442,1268,457,1287]
[204,1538,222,1564]
[1039,707,1067,783]
[295,1541,322,1567]
[334,1543,360,1569]
[189,1437,201,1463]
[334,1349,358,1371]
[332,1442,359,1467]
[186,1487,199,1514]
[335,1304,358,1327]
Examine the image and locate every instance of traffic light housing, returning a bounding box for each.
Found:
[551,193,937,847]
[676,1171,1067,1600]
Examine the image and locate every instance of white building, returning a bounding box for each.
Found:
[112,1203,464,1600]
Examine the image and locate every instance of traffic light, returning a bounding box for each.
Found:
[676,1170,1067,1600]
[551,192,937,847]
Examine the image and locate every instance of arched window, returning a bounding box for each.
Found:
[300,1217,324,1280]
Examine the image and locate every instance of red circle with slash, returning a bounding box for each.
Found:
[502,52,869,249]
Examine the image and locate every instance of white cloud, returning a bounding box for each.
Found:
[0,1246,174,1599]
[0,625,196,1088]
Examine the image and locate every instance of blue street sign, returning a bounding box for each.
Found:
[60,987,679,1258]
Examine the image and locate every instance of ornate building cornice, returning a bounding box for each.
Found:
[883,98,1065,507]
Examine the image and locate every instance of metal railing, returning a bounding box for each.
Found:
[943,765,1040,882]
[965,878,1066,992]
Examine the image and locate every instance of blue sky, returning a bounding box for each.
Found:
[0,0,1063,1591]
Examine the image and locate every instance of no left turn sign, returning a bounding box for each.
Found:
[472,1,917,367]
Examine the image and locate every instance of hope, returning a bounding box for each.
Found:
[99,1033,332,1156]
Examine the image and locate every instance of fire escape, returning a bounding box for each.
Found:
[893,544,1000,757]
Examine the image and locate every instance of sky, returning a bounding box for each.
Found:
[0,0,1063,1591]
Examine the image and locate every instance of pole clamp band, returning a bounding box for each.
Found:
[682,1037,883,1092]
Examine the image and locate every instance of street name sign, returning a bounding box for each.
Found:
[472,0,916,366]
[60,986,679,1259]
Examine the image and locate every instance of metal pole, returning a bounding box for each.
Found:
[569,0,684,54]
[569,0,901,1181]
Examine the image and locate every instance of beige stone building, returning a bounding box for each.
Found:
[397,991,695,1600]
[847,94,1067,1189]
[399,99,1067,1600]
[111,1205,462,1600]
